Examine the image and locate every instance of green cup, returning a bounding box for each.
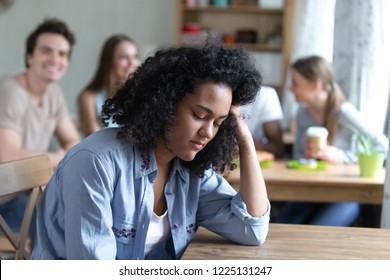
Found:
[358,153,385,177]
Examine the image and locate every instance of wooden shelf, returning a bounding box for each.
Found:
[184,6,284,15]
[230,42,282,52]
[181,42,281,52]
[176,0,294,100]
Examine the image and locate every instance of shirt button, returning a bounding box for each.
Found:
[166,191,173,195]
[172,224,178,229]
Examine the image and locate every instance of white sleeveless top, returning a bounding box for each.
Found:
[144,211,170,255]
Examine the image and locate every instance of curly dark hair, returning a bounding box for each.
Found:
[102,44,262,176]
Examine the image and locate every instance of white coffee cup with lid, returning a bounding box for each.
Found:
[306,126,328,156]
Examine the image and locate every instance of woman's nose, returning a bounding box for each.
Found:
[198,123,213,138]
[128,58,140,73]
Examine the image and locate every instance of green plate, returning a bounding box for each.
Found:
[232,159,274,169]
[287,159,327,171]
[260,160,273,168]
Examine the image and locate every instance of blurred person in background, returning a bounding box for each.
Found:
[78,34,140,137]
[275,55,388,226]
[0,18,80,231]
[240,85,284,161]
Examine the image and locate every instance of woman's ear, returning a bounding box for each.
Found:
[313,79,323,91]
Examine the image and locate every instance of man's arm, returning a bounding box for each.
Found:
[0,127,64,167]
[0,116,80,167]
[55,115,81,151]
[254,120,284,158]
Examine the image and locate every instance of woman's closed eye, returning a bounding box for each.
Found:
[193,112,223,127]
[213,120,224,127]
[193,112,204,120]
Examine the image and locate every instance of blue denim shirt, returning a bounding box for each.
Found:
[31,128,270,260]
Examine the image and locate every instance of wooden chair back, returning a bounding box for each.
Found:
[0,155,52,259]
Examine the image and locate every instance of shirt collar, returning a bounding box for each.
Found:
[135,147,157,179]
[170,157,187,182]
[134,146,188,182]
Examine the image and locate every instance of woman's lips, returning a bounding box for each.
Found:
[190,141,205,150]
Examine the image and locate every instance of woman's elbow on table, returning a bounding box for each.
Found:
[231,224,270,246]
[251,227,269,246]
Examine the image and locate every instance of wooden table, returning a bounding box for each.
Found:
[224,160,385,204]
[182,224,390,259]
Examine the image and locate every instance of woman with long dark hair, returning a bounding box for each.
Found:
[78,34,140,136]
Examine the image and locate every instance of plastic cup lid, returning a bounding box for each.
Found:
[306,126,328,137]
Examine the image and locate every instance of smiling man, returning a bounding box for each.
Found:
[0,18,80,231]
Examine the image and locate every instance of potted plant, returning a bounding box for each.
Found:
[356,132,385,177]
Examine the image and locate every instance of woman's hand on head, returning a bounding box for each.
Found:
[229,105,252,143]
[230,105,269,217]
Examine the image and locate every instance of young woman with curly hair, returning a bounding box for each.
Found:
[32,44,270,260]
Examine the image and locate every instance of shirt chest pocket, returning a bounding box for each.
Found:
[112,218,137,258]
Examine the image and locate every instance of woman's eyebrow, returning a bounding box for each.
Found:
[195,104,229,119]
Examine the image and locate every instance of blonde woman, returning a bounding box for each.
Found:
[275,55,388,226]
